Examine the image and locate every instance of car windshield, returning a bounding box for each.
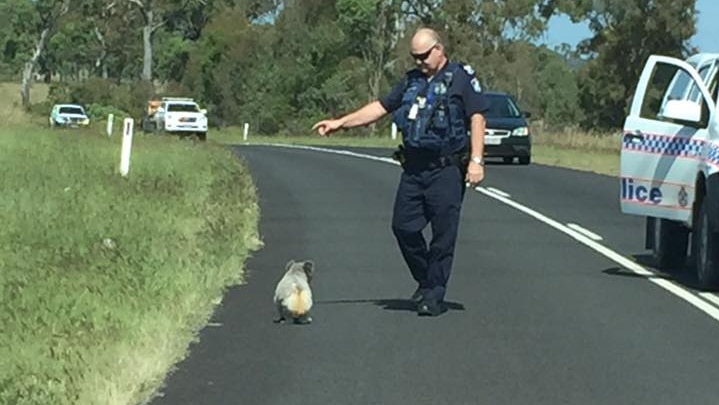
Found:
[167,103,200,112]
[485,94,522,118]
[59,106,85,115]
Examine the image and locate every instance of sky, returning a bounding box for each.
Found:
[543,0,719,53]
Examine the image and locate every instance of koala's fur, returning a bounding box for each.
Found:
[273,260,314,324]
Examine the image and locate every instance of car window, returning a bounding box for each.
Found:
[642,61,709,128]
[707,65,718,104]
[685,64,714,102]
[167,103,199,112]
[59,106,85,115]
[484,94,522,118]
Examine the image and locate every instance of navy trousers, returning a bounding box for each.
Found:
[391,164,466,302]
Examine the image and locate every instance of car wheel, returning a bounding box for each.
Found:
[518,156,531,165]
[197,132,207,141]
[650,217,688,271]
[503,157,514,164]
[693,200,719,290]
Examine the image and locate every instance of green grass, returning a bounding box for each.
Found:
[0,127,261,404]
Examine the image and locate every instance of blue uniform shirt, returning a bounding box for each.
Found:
[380,61,490,128]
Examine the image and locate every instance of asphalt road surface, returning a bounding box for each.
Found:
[151,144,719,405]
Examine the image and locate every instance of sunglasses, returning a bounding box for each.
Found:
[410,44,437,61]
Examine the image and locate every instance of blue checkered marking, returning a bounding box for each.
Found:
[623,133,703,158]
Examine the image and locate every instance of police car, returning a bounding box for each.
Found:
[620,52,719,289]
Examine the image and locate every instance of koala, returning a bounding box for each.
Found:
[273,260,315,324]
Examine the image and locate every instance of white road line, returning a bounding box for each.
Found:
[245,144,719,321]
[699,292,719,307]
[247,143,400,166]
[484,187,511,198]
[567,223,604,241]
[475,187,719,322]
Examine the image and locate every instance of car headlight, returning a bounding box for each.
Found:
[512,126,529,136]
[81,118,90,125]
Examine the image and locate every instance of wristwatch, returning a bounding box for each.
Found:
[470,156,484,166]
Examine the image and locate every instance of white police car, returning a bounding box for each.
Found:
[620,52,719,289]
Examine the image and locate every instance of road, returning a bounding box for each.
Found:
[151,144,719,405]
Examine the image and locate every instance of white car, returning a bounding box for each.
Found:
[49,104,90,127]
[151,97,208,141]
[620,52,719,289]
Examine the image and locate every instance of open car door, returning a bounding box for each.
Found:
[620,55,715,223]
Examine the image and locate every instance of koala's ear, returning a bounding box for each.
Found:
[303,260,315,273]
[286,260,295,271]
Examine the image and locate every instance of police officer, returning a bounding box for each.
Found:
[312,28,489,316]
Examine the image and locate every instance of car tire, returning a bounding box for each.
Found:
[693,201,719,290]
[197,132,207,141]
[519,156,531,165]
[651,217,689,271]
[503,157,514,164]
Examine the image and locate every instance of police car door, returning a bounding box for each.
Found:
[620,55,714,222]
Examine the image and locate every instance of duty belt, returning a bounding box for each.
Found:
[394,147,469,172]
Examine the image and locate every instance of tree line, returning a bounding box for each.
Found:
[0,0,698,134]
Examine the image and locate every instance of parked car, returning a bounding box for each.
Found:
[619,52,719,289]
[482,91,532,165]
[142,97,208,141]
[49,104,90,128]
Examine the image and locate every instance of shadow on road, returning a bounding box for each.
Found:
[602,253,703,291]
[315,298,466,312]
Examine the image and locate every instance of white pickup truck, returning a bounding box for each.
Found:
[143,97,208,141]
[620,53,719,289]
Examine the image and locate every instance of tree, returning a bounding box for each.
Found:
[535,46,582,127]
[17,0,71,107]
[539,0,697,129]
[336,0,402,119]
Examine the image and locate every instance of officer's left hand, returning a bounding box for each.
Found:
[466,161,484,187]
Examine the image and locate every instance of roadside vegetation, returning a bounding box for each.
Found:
[0,112,261,404]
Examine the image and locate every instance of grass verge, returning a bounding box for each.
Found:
[0,127,261,404]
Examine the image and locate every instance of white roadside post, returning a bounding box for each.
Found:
[243,122,249,141]
[120,118,134,177]
[391,122,398,141]
[106,113,114,136]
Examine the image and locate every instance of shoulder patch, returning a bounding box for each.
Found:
[470,78,482,93]
[463,64,475,75]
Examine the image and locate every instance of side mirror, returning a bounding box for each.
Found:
[522,111,532,118]
[200,108,207,115]
[660,99,701,123]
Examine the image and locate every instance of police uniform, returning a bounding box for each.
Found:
[380,61,489,312]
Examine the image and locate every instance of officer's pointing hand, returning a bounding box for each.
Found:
[466,161,485,187]
[312,119,342,137]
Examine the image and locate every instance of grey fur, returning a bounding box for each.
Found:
[273,260,315,324]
